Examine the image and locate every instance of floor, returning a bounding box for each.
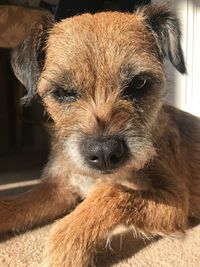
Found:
[0,151,47,197]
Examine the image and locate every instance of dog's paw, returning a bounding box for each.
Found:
[42,216,94,267]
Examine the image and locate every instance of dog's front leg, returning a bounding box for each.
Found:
[0,178,78,234]
[43,179,188,267]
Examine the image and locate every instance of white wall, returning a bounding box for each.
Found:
[153,0,200,117]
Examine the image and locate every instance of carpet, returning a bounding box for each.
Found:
[0,169,200,267]
[0,222,200,267]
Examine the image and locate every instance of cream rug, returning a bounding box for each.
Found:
[0,222,200,267]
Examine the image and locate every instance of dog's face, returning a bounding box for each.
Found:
[12,5,186,181]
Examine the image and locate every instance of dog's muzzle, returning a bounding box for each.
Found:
[81,136,127,171]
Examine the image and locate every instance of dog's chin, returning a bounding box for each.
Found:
[69,159,153,197]
[65,147,156,197]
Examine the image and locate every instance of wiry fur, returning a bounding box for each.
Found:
[0,4,200,267]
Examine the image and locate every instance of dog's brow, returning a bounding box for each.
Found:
[120,65,135,79]
[121,64,161,80]
[42,77,71,89]
[121,68,162,85]
[41,71,76,94]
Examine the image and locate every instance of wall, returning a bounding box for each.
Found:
[153,0,200,117]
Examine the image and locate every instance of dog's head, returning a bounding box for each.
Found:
[12,5,186,178]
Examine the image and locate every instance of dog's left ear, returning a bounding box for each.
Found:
[141,4,186,74]
[11,15,53,105]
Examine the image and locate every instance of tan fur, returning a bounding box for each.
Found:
[1,5,200,267]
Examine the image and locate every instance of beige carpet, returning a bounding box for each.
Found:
[0,169,200,267]
[0,222,200,267]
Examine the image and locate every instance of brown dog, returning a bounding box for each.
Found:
[1,4,200,267]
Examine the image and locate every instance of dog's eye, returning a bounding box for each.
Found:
[131,77,147,89]
[52,87,78,102]
[124,76,149,99]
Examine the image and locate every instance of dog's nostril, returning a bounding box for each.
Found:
[89,156,98,162]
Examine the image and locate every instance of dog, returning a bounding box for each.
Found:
[0,4,200,267]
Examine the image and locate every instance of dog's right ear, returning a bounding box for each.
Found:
[11,16,53,105]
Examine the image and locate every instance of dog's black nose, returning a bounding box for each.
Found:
[82,136,127,171]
